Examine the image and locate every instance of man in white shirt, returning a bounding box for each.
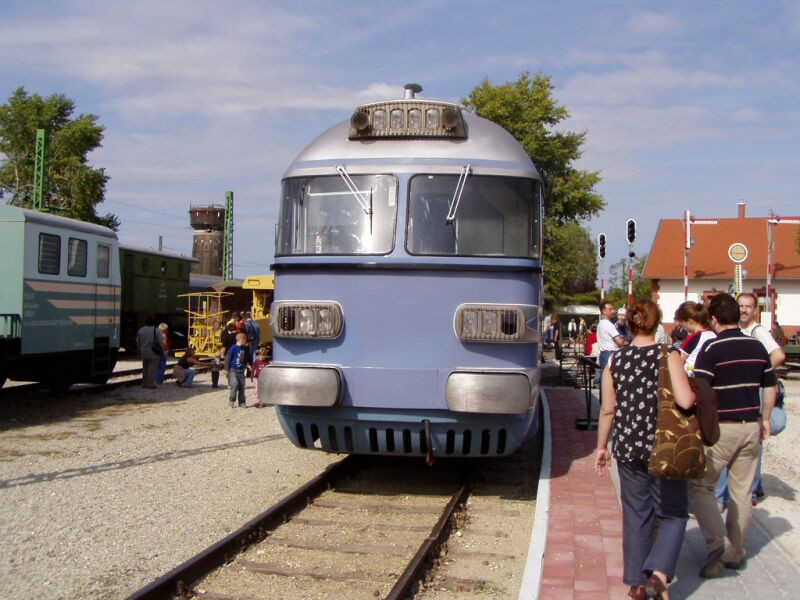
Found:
[543,313,552,347]
[739,294,785,368]
[596,301,627,391]
[739,293,785,502]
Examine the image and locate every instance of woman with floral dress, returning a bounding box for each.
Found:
[595,299,696,600]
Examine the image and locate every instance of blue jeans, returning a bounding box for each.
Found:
[595,350,614,383]
[595,349,614,405]
[155,355,167,384]
[181,368,196,387]
[228,370,246,405]
[618,459,689,585]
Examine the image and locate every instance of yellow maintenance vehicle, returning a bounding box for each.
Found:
[242,274,274,357]
[179,291,233,358]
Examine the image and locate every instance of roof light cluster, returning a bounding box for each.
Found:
[349,100,466,140]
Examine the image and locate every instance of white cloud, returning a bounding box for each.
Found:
[561,64,742,106]
[0,3,398,119]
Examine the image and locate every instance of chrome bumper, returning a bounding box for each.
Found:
[260,366,342,407]
[446,371,533,414]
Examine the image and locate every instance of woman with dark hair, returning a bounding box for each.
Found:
[674,301,716,375]
[595,299,696,599]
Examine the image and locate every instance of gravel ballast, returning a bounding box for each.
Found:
[0,374,339,599]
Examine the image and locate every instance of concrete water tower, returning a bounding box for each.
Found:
[190,204,225,276]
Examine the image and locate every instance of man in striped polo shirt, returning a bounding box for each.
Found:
[688,293,777,577]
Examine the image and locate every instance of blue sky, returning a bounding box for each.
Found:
[1,1,798,279]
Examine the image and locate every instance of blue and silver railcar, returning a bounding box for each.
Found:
[0,205,121,390]
[262,84,543,457]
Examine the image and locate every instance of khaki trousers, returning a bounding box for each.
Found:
[688,422,760,562]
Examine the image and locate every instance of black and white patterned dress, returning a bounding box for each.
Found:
[609,343,660,463]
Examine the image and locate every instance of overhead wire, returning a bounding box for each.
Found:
[105,199,188,220]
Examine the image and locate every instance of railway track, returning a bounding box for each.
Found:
[1,360,215,397]
[128,455,479,600]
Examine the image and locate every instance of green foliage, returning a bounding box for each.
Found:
[0,87,118,229]
[544,221,599,306]
[605,254,653,305]
[463,73,605,307]
[560,289,601,307]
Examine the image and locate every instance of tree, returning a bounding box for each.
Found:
[463,73,604,306]
[547,221,598,302]
[607,254,652,304]
[0,87,118,229]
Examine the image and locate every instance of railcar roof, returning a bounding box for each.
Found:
[285,111,538,177]
[0,204,117,238]
[119,244,198,263]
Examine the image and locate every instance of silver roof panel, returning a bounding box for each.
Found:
[284,112,538,179]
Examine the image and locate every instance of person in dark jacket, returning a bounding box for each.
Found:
[244,312,261,363]
[220,322,237,353]
[135,316,163,389]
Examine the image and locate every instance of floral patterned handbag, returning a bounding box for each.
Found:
[648,345,707,480]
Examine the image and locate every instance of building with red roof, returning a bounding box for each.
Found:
[643,201,800,338]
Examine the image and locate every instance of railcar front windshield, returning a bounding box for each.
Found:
[277,175,397,255]
[407,175,541,258]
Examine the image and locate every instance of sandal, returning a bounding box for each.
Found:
[648,573,668,599]
[628,585,646,599]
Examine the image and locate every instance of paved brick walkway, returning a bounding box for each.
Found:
[532,386,800,599]
[538,387,628,599]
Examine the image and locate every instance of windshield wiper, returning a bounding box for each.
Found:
[336,165,373,215]
[446,163,471,224]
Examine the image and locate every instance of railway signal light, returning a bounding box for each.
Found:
[598,233,606,259]
[626,219,636,245]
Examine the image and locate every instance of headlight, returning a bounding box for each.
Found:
[454,304,538,342]
[272,301,344,339]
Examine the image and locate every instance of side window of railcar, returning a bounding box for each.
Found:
[38,233,61,275]
[97,244,110,278]
[407,175,540,258]
[67,238,88,277]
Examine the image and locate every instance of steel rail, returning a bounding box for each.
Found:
[1,360,216,397]
[385,462,475,600]
[126,454,361,600]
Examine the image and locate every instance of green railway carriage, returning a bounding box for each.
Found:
[119,246,194,352]
[0,205,121,389]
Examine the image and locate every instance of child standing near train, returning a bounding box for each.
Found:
[155,323,170,384]
[251,347,270,407]
[223,333,250,407]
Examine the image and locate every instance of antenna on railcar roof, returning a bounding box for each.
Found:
[404,83,422,99]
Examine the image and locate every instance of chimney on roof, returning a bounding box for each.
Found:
[738,200,746,218]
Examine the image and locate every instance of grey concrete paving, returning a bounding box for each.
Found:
[671,515,798,599]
